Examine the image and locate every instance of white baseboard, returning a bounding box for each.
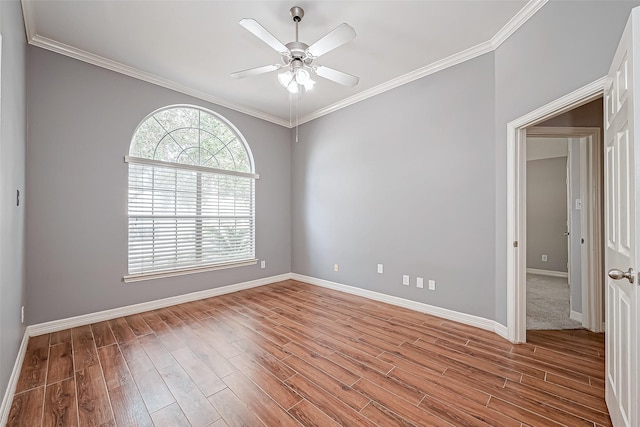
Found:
[526,268,568,278]
[290,273,509,340]
[28,273,292,337]
[1,273,293,423]
[570,310,583,323]
[5,270,512,422]
[0,329,30,426]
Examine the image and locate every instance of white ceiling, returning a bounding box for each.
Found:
[22,0,544,127]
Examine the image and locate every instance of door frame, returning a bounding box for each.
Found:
[507,77,606,343]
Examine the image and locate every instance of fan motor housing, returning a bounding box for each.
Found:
[284,41,312,64]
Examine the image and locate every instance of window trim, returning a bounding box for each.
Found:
[124,156,260,179]
[125,105,257,281]
[123,258,258,283]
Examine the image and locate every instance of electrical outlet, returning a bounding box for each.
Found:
[334,264,339,272]
[377,264,384,274]
[417,277,424,288]
[428,280,436,291]
[541,254,548,262]
[21,306,24,324]
[260,260,266,269]
[402,275,409,286]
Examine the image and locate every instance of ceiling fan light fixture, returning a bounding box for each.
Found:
[232,6,357,94]
[294,67,310,84]
[278,70,294,88]
[279,65,315,93]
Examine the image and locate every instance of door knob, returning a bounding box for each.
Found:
[608,267,635,283]
[564,232,570,236]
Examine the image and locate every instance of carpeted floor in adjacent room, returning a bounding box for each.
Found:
[526,273,583,330]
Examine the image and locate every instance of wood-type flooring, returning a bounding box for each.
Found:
[7,280,609,426]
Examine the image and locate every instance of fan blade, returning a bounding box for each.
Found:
[240,18,288,54]
[231,64,281,79]
[315,66,359,87]
[306,23,356,58]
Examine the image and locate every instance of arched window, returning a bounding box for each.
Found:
[124,105,258,281]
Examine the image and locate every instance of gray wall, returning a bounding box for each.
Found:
[292,53,497,319]
[292,0,639,326]
[493,1,639,325]
[0,0,27,403]
[526,156,568,272]
[25,47,291,324]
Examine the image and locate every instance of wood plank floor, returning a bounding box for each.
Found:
[7,280,609,426]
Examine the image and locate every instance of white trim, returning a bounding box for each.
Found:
[20,0,36,43]
[299,0,548,125]
[570,310,583,323]
[490,0,548,49]
[508,79,606,131]
[25,34,291,128]
[123,259,259,283]
[0,329,30,426]
[29,273,291,336]
[297,41,495,125]
[526,268,569,278]
[2,270,517,417]
[21,0,547,128]
[291,273,509,341]
[507,79,606,343]
[124,156,260,180]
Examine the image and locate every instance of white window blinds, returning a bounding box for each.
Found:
[127,159,256,276]
[125,105,257,281]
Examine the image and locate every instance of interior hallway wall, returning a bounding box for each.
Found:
[0,0,27,405]
[526,156,569,273]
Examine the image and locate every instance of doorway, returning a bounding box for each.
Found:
[525,136,581,330]
[506,79,605,343]
[524,128,605,331]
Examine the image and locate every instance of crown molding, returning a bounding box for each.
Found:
[22,0,546,129]
[297,40,494,125]
[491,0,548,49]
[297,0,547,125]
[21,0,37,42]
[25,33,291,128]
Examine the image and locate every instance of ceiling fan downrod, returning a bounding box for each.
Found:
[290,6,304,43]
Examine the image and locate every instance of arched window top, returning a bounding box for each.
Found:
[130,105,254,173]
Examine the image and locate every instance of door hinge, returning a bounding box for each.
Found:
[513,241,518,248]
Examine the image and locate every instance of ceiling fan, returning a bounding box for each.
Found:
[231,6,359,94]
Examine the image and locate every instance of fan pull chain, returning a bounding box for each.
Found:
[289,93,293,127]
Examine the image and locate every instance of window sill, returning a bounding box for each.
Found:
[123,259,258,283]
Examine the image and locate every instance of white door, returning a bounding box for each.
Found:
[604,8,639,427]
